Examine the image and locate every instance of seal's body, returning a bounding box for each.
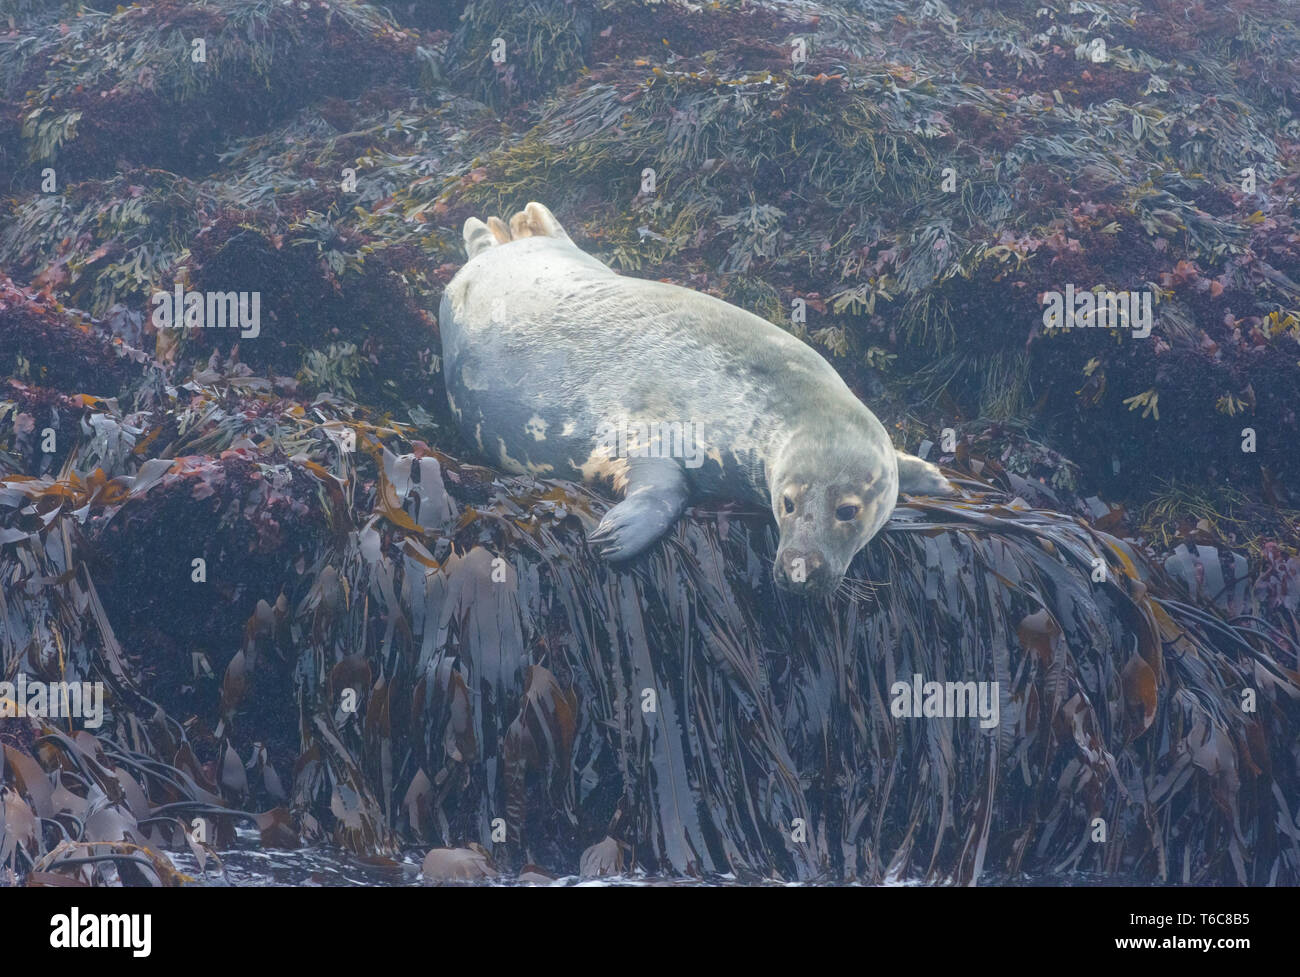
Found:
[439,202,953,595]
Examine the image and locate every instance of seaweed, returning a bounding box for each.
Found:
[2,367,1297,881]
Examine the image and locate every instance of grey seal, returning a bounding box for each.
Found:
[438,202,954,595]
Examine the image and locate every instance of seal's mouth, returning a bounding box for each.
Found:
[772,547,841,596]
[772,571,841,597]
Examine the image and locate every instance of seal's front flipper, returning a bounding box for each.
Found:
[588,458,689,562]
[896,451,957,496]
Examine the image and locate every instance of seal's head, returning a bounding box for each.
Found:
[770,431,898,597]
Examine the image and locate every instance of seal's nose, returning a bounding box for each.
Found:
[776,548,828,591]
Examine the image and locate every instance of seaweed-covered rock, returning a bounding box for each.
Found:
[1,0,428,180]
[2,384,1298,882]
[0,275,141,396]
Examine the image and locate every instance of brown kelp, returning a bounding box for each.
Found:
[2,366,1297,882]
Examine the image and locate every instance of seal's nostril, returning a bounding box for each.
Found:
[779,549,829,590]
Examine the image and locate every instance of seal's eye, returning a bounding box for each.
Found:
[835,504,860,522]
[783,495,794,514]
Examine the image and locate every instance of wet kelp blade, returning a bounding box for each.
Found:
[3,357,1298,884]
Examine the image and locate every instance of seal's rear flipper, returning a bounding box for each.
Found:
[487,216,511,244]
[463,217,498,258]
[588,458,689,561]
[896,451,957,496]
[509,201,572,243]
[509,210,536,239]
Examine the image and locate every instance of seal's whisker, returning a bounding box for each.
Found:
[835,576,887,602]
[841,576,887,590]
[835,581,867,601]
